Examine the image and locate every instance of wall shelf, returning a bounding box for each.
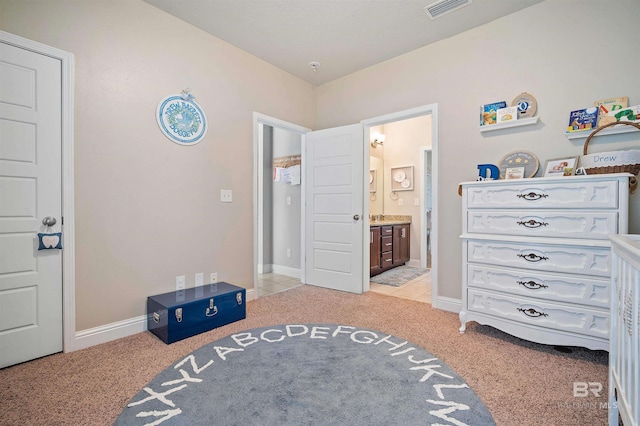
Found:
[479,116,539,132]
[565,124,640,140]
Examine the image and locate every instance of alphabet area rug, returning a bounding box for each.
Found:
[370,266,429,287]
[115,324,495,426]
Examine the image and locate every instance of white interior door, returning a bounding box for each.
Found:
[0,42,63,368]
[304,124,364,293]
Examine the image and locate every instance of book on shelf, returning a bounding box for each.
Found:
[594,96,629,127]
[480,101,507,126]
[608,105,640,123]
[496,106,518,124]
[567,107,599,133]
[594,96,628,116]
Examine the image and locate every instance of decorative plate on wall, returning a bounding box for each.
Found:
[498,151,539,179]
[156,94,208,145]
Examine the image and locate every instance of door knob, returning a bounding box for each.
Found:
[353,214,360,221]
[42,217,57,227]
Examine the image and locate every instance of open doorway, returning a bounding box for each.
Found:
[362,105,438,306]
[253,104,438,305]
[253,113,310,298]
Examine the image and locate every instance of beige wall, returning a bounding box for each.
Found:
[0,0,316,330]
[316,0,640,300]
[2,0,639,331]
[380,115,432,262]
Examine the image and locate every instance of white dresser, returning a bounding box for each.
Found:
[459,174,631,350]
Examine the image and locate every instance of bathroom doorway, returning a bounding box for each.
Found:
[363,105,438,305]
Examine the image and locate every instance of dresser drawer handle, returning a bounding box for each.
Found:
[517,219,549,228]
[517,192,549,201]
[517,253,549,262]
[517,307,548,318]
[517,280,548,290]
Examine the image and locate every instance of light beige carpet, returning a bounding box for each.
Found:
[0,285,609,426]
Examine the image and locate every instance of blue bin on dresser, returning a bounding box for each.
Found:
[147,282,246,344]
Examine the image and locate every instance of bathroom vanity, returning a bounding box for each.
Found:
[370,216,411,277]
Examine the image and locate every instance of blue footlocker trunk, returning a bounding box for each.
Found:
[147,282,246,344]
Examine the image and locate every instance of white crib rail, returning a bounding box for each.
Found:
[610,235,640,426]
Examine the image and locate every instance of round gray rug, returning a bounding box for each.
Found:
[116,324,495,425]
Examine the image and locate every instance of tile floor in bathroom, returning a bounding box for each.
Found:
[257,269,431,304]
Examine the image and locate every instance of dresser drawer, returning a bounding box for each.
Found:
[381,236,393,251]
[466,210,618,239]
[381,226,393,237]
[466,179,619,209]
[381,252,393,268]
[467,289,609,339]
[465,238,611,277]
[467,264,610,309]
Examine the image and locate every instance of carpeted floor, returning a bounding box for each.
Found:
[0,285,609,426]
[370,266,430,287]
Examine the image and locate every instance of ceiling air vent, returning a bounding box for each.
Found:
[424,0,472,19]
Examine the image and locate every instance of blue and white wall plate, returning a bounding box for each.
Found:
[156,93,207,145]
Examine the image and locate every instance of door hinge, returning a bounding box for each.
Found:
[61,216,64,225]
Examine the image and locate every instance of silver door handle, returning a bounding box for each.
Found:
[42,217,57,226]
[353,214,360,221]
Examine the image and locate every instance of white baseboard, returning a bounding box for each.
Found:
[432,296,461,314]
[406,259,421,268]
[271,264,300,279]
[258,264,272,274]
[73,287,257,351]
[74,314,147,351]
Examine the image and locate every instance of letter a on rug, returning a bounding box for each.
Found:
[116,324,494,425]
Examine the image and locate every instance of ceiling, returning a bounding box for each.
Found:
[143,0,545,86]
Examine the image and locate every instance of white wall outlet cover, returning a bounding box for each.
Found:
[220,189,233,203]
[398,199,403,206]
[210,272,218,283]
[176,275,186,290]
[414,198,420,206]
[195,272,204,287]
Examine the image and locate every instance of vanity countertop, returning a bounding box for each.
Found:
[369,215,411,226]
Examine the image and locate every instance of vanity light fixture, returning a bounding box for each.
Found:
[370,132,385,148]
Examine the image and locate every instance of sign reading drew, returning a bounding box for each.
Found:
[156,92,207,145]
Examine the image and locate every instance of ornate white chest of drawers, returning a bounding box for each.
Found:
[459,174,631,350]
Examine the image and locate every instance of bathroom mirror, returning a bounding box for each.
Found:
[369,156,383,216]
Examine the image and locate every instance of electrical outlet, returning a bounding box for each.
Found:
[176,275,186,291]
[414,198,420,206]
[195,272,204,287]
[286,248,291,258]
[210,272,218,283]
[398,198,404,206]
[220,189,233,203]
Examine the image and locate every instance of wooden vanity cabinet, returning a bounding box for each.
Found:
[370,223,410,276]
[392,224,410,266]
[369,226,381,275]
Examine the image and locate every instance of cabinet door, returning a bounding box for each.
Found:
[370,227,381,274]
[400,225,410,262]
[393,224,410,265]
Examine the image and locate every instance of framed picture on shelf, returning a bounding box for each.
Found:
[505,167,525,179]
[390,166,414,191]
[543,156,579,177]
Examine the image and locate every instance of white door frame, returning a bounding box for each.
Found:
[361,104,439,306]
[252,112,310,296]
[420,147,432,269]
[0,31,76,352]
